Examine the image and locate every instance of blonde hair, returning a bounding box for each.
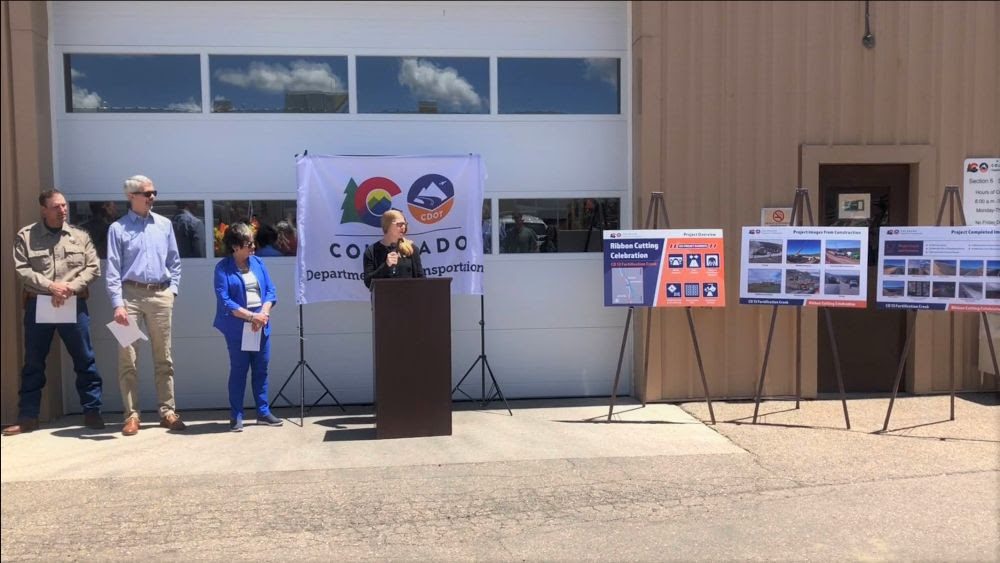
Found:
[381,210,414,257]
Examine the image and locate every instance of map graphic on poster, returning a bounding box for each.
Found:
[963,158,1000,226]
[604,229,725,307]
[875,226,1000,312]
[739,226,869,308]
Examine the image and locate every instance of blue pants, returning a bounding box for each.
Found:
[20,297,102,419]
[224,331,271,420]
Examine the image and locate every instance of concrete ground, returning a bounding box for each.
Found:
[1,394,997,561]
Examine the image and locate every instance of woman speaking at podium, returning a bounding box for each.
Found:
[363,209,424,289]
[213,222,283,432]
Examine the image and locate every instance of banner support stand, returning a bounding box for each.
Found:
[452,295,512,415]
[270,304,345,426]
[607,192,716,424]
[881,186,1000,432]
[752,187,851,429]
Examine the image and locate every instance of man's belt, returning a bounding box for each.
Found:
[123,280,170,291]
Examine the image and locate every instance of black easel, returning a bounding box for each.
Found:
[751,187,851,429]
[881,186,1000,432]
[607,192,716,424]
[451,295,512,415]
[270,304,346,425]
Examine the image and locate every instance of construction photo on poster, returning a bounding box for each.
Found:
[604,229,725,307]
[738,226,869,308]
[876,226,1000,312]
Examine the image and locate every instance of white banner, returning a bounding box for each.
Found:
[296,154,485,304]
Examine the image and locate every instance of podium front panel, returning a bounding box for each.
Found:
[372,277,452,439]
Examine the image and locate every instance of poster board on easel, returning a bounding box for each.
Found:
[879,186,1000,432]
[740,187,854,429]
[603,193,720,423]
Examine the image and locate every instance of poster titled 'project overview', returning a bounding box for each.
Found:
[876,226,1000,312]
[738,226,870,308]
[603,229,725,308]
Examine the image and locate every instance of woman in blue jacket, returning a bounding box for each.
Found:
[213,222,282,431]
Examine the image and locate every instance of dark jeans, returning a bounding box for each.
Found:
[19,297,103,419]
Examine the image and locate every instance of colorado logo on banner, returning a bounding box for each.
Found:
[296,154,485,304]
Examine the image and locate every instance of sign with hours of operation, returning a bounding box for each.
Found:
[963,158,1000,227]
[604,229,726,307]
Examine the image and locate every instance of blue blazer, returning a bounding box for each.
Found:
[213,255,278,339]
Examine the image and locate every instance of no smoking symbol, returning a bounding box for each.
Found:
[772,210,785,223]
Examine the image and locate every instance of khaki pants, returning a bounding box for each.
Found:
[118,285,176,421]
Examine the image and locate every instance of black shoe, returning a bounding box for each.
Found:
[83,411,105,430]
[229,418,244,432]
[256,413,283,427]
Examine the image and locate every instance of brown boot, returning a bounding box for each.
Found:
[159,413,186,431]
[122,417,140,436]
[2,418,39,436]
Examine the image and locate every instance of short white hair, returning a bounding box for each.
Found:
[123,175,153,195]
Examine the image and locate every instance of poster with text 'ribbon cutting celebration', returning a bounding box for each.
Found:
[875,226,1000,313]
[603,229,726,307]
[738,226,870,308]
[296,154,485,304]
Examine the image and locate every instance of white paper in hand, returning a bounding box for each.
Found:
[106,316,148,348]
[241,322,262,352]
[36,295,77,324]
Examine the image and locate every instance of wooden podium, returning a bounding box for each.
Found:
[371,277,453,439]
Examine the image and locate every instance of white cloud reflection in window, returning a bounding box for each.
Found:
[358,56,489,114]
[64,54,201,113]
[210,56,348,113]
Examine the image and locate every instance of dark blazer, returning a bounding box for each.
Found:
[213,254,277,339]
[363,240,424,289]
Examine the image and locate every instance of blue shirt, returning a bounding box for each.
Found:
[106,209,181,308]
[213,255,277,338]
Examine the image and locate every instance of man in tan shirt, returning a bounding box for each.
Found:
[4,189,105,435]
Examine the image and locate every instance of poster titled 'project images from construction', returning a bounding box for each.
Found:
[876,226,1000,312]
[604,229,725,307]
[739,226,869,308]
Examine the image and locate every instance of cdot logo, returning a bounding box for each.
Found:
[341,177,401,228]
[407,173,455,224]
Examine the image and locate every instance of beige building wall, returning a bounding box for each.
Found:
[633,1,999,401]
[2,0,58,424]
[1,1,996,420]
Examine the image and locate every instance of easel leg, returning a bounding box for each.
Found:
[822,308,851,429]
[686,307,715,424]
[950,312,955,420]
[882,312,917,432]
[607,307,634,421]
[982,312,1000,397]
[752,305,780,424]
[642,306,653,408]
[795,307,801,409]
